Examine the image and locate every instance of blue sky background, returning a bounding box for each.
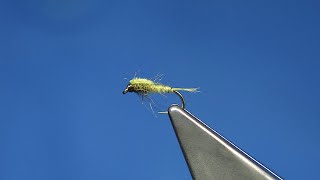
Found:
[1,0,319,179]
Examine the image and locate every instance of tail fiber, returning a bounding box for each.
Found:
[172,87,199,92]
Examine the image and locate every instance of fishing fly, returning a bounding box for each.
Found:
[122,76,198,112]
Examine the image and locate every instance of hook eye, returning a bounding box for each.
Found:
[122,85,134,94]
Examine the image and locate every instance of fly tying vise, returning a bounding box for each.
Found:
[122,77,198,111]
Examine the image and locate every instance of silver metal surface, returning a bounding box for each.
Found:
[168,105,281,180]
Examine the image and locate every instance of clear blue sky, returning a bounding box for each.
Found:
[1,0,319,179]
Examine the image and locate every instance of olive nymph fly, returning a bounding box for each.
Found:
[122,77,198,111]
